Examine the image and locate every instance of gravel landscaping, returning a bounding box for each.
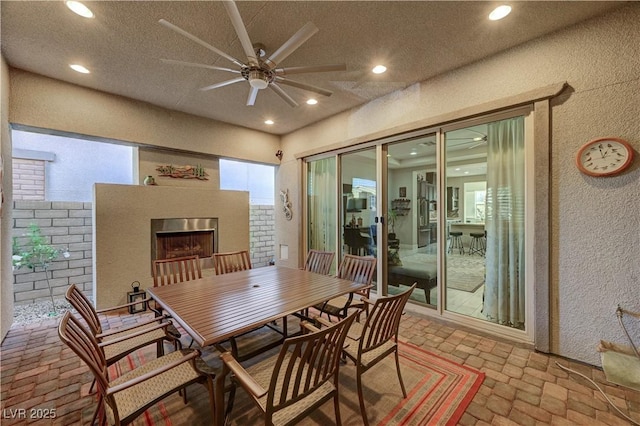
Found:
[12,298,74,326]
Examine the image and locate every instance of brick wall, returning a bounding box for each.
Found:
[12,202,276,304]
[12,201,93,305]
[12,159,45,201]
[250,205,275,268]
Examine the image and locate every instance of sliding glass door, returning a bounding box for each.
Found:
[341,148,378,271]
[444,115,526,330]
[386,135,439,307]
[307,157,337,273]
[305,108,531,335]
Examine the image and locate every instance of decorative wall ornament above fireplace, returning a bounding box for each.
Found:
[155,164,209,180]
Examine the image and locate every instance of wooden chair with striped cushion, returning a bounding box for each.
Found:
[220,312,358,425]
[304,249,335,275]
[58,312,215,426]
[213,250,252,275]
[314,254,376,319]
[317,283,417,426]
[65,284,179,365]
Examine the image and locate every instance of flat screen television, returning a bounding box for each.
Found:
[346,197,367,211]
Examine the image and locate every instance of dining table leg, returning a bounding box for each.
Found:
[215,361,229,426]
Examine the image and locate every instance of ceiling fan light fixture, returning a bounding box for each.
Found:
[248,70,269,89]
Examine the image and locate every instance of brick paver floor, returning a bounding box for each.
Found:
[1,309,639,425]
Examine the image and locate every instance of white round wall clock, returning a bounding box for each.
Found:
[576,137,634,177]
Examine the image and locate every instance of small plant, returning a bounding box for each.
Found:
[13,224,61,315]
[387,209,398,237]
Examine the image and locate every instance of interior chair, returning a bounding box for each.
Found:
[343,227,370,256]
[58,311,216,426]
[213,250,252,275]
[313,254,376,320]
[317,283,416,426]
[304,249,335,275]
[220,312,358,426]
[65,284,180,368]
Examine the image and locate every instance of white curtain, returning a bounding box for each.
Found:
[483,116,526,329]
[308,158,337,259]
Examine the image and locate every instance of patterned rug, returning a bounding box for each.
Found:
[111,340,484,425]
[400,252,485,293]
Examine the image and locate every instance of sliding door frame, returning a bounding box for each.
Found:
[300,84,558,348]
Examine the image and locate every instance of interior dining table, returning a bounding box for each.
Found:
[146,265,371,426]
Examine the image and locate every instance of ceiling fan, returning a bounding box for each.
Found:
[158,1,346,107]
[446,131,488,150]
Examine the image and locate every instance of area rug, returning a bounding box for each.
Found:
[110,341,484,425]
[400,253,485,293]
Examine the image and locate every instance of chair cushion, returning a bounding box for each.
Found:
[243,352,336,426]
[106,350,202,423]
[103,327,168,363]
[343,338,397,368]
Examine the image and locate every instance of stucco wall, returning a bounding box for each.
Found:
[280,4,640,365]
[1,55,14,340]
[93,184,249,309]
[8,69,280,166]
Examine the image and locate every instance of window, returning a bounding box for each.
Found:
[219,159,275,205]
[12,129,134,202]
[464,182,487,224]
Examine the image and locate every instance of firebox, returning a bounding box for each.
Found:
[150,218,218,270]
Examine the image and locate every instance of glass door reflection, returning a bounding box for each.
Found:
[385,135,438,307]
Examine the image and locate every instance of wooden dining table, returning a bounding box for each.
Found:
[146,265,370,425]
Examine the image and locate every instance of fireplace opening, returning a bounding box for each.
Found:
[151,218,218,271]
[156,231,213,260]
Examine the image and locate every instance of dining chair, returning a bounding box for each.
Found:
[152,255,202,287]
[213,250,252,275]
[220,312,358,426]
[304,249,335,275]
[314,254,376,320]
[65,284,180,365]
[318,283,417,426]
[58,311,216,426]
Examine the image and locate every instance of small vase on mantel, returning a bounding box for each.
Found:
[143,175,156,186]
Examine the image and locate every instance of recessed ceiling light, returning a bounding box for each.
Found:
[264,119,274,125]
[489,5,512,21]
[65,1,94,18]
[455,168,461,171]
[306,98,318,105]
[464,171,470,174]
[410,151,417,156]
[372,65,387,74]
[69,64,90,74]
[473,137,484,141]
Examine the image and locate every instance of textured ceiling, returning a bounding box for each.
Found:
[0,1,626,135]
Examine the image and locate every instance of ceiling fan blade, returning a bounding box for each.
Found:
[269,83,299,107]
[276,64,346,76]
[276,77,333,97]
[160,59,241,74]
[159,19,245,68]
[222,1,259,67]
[265,22,319,70]
[246,86,259,106]
[199,77,245,91]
